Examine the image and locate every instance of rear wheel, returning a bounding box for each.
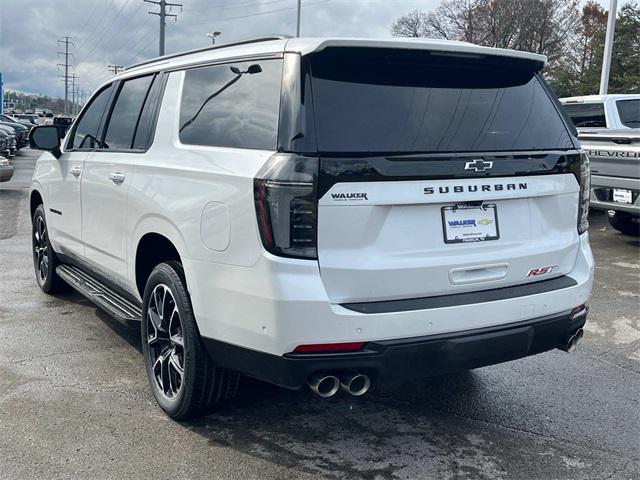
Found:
[141,261,239,420]
[32,205,67,293]
[608,211,640,237]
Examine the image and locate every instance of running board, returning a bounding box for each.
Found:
[57,264,142,324]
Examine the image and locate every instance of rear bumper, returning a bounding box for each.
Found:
[186,233,593,358]
[590,174,640,215]
[203,309,587,389]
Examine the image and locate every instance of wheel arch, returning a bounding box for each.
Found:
[30,189,44,219]
[134,232,185,299]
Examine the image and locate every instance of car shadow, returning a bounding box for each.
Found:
[183,371,489,479]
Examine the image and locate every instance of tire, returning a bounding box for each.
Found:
[608,211,640,237]
[32,204,68,293]
[141,261,239,420]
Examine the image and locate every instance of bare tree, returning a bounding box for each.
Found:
[391,0,580,68]
[391,10,430,37]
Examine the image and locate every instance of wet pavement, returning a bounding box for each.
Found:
[0,149,638,479]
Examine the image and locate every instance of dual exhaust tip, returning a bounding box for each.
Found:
[308,371,371,397]
[560,328,584,353]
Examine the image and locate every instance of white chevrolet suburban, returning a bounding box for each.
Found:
[28,36,594,419]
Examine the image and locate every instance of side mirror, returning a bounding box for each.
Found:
[29,125,62,159]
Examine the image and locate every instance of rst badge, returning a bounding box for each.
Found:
[527,266,556,277]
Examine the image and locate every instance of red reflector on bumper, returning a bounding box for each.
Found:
[570,304,587,317]
[293,342,365,353]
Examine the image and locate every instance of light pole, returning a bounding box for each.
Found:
[296,0,301,37]
[599,0,618,94]
[206,31,221,45]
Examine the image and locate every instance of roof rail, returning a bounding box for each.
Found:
[125,34,292,71]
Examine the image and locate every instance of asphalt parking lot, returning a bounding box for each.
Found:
[0,149,638,480]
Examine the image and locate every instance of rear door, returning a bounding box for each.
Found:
[81,74,160,286]
[307,49,582,304]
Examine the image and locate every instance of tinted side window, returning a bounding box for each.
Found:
[103,75,155,150]
[179,59,282,149]
[133,74,165,149]
[616,99,640,128]
[68,85,113,149]
[562,103,607,128]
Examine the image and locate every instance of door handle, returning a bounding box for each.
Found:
[70,166,82,178]
[109,172,125,185]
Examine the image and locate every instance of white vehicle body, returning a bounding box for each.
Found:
[30,37,593,398]
[560,94,640,130]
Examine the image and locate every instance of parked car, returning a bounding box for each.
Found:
[577,129,639,236]
[560,95,640,236]
[561,94,640,130]
[29,36,593,419]
[53,115,75,136]
[0,116,30,149]
[3,114,33,129]
[0,156,13,182]
[12,113,40,126]
[0,129,12,159]
[0,124,17,157]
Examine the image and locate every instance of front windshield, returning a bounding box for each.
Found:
[616,99,640,128]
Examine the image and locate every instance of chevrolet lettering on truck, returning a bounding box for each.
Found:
[28,36,593,419]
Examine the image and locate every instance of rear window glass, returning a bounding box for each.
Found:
[179,59,282,150]
[616,99,640,128]
[562,103,607,128]
[308,50,573,154]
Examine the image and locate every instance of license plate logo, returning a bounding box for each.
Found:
[442,204,500,244]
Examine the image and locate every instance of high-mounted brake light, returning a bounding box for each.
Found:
[254,153,319,260]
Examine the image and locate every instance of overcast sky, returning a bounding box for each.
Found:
[0,0,612,99]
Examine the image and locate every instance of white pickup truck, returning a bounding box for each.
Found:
[560,95,640,236]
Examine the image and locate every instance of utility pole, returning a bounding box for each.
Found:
[70,74,78,115]
[296,0,301,37]
[108,64,125,75]
[206,31,221,45]
[599,0,618,94]
[145,0,182,56]
[57,36,73,115]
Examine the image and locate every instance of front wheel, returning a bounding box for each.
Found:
[141,261,239,420]
[608,211,640,237]
[32,205,67,293]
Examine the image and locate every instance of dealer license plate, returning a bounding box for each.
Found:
[442,204,500,244]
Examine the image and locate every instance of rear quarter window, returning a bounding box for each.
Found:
[179,59,282,150]
[562,103,607,128]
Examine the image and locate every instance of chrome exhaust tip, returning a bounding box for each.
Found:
[307,373,340,398]
[339,372,371,396]
[561,328,584,353]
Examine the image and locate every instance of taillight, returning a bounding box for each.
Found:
[253,153,319,260]
[571,152,590,234]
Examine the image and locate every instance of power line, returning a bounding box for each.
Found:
[76,0,133,64]
[145,0,183,56]
[179,0,331,26]
[76,0,118,51]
